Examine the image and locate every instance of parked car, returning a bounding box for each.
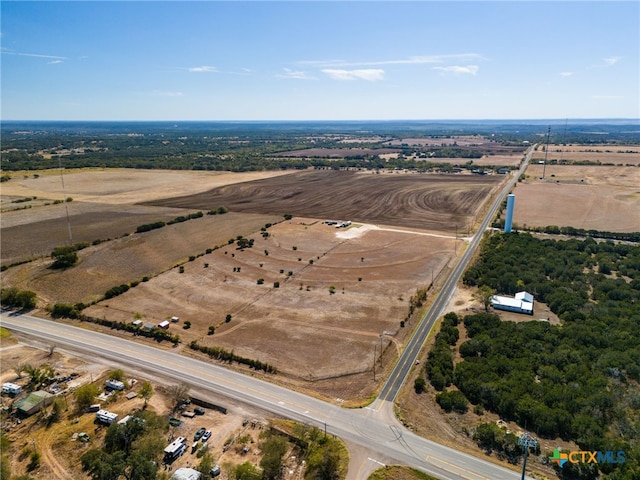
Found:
[194,427,206,441]
[194,407,205,415]
[210,465,221,477]
[202,430,212,442]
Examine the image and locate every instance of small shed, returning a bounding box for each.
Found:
[132,319,143,327]
[14,390,53,416]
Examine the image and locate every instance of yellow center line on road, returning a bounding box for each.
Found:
[425,456,491,480]
[14,321,331,422]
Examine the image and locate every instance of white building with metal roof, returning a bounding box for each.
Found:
[490,291,534,315]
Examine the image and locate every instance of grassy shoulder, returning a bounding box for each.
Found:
[368,465,439,480]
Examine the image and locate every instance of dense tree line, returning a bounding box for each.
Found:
[427,232,640,478]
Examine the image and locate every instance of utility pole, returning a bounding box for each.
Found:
[542,126,551,180]
[519,432,538,480]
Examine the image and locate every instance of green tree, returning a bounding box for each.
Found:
[138,381,153,408]
[436,390,469,413]
[1,287,37,310]
[81,449,126,480]
[51,245,78,269]
[260,435,288,480]
[74,383,101,412]
[108,369,125,382]
[197,452,215,478]
[230,461,261,480]
[473,285,496,312]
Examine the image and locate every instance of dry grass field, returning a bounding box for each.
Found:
[3,212,279,305]
[513,164,640,232]
[0,169,295,266]
[143,170,504,235]
[412,155,522,166]
[533,143,640,165]
[2,168,501,401]
[84,219,457,396]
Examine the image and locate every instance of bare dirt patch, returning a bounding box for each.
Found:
[83,219,456,399]
[513,165,640,232]
[143,170,506,235]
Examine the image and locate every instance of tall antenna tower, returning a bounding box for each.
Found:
[542,126,551,180]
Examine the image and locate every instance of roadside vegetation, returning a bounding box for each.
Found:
[421,232,640,479]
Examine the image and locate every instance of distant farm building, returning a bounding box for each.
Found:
[491,291,534,315]
[14,390,54,416]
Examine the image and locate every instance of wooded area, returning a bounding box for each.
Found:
[427,233,640,479]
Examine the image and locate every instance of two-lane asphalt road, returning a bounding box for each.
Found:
[379,146,534,402]
[0,312,527,480]
[1,147,535,480]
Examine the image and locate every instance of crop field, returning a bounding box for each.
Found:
[144,170,504,234]
[532,144,640,165]
[2,168,505,400]
[0,169,296,266]
[513,164,640,232]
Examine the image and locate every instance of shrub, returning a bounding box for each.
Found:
[52,303,80,318]
[1,287,37,310]
[208,326,215,335]
[436,390,469,413]
[273,282,280,288]
[414,377,426,394]
[51,245,78,269]
[257,278,264,285]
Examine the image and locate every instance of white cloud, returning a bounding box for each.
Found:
[1,50,67,61]
[322,69,385,81]
[300,53,483,68]
[188,66,217,73]
[277,68,315,80]
[432,65,479,76]
[48,60,64,65]
[559,71,573,77]
[603,56,621,66]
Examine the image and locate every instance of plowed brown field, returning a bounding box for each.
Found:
[143,170,503,234]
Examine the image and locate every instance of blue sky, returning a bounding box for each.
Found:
[1,1,638,121]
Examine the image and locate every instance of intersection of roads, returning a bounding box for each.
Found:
[1,147,534,480]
